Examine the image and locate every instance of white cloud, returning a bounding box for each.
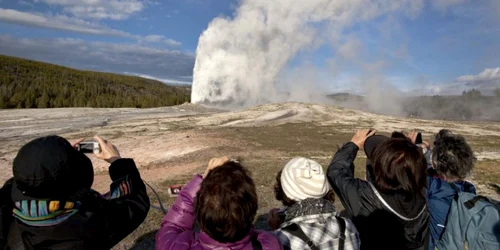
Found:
[431,0,466,12]
[416,68,500,95]
[163,38,181,46]
[142,34,164,43]
[18,0,35,7]
[0,35,194,82]
[142,35,181,46]
[456,68,500,82]
[0,8,181,46]
[124,72,192,85]
[0,8,128,36]
[37,0,145,20]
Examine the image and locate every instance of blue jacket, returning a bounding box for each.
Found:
[427,175,476,250]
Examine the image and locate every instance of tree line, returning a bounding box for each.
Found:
[403,89,500,121]
[0,55,191,109]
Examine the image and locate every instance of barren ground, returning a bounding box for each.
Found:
[0,102,499,249]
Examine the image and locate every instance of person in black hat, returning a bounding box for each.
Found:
[0,135,150,250]
[326,129,429,250]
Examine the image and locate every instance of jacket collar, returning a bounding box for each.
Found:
[199,228,255,249]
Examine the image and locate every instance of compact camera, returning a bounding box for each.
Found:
[168,185,184,197]
[77,141,100,154]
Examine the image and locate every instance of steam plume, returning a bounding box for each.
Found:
[192,0,423,108]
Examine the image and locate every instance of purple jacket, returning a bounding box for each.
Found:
[156,175,283,250]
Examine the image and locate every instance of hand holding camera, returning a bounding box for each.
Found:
[71,136,121,164]
[267,208,285,230]
[93,136,121,163]
[351,129,377,149]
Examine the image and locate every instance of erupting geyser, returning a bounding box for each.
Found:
[191,0,423,107]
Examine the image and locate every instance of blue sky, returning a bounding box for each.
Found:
[0,0,498,93]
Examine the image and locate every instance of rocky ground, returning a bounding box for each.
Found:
[0,102,499,249]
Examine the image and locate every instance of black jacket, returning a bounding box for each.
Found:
[0,158,150,250]
[327,142,429,250]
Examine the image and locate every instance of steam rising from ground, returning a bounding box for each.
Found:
[192,0,423,112]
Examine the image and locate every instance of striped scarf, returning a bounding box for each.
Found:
[13,175,133,227]
[13,200,80,227]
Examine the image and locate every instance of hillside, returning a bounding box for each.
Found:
[0,55,191,109]
[327,91,500,121]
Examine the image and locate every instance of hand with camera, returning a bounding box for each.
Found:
[202,156,230,179]
[404,130,425,145]
[69,138,85,149]
[351,129,377,149]
[267,208,282,230]
[93,136,121,164]
[403,130,429,150]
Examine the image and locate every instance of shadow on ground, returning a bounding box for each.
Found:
[129,231,157,250]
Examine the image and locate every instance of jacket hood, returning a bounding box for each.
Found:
[369,182,427,219]
[12,136,94,201]
[198,229,281,250]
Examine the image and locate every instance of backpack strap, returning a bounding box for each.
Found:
[282,223,320,250]
[251,233,263,250]
[447,182,489,209]
[336,216,346,250]
[464,196,490,209]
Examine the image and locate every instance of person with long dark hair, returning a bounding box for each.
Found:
[327,129,429,250]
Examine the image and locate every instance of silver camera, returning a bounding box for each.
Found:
[77,141,100,154]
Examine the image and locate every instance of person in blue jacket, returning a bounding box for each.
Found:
[426,130,476,250]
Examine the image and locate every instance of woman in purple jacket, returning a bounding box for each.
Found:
[155,157,282,250]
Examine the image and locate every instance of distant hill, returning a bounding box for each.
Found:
[326,90,500,121]
[0,55,191,109]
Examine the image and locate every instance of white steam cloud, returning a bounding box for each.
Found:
[192,0,424,108]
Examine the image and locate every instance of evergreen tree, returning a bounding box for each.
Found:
[37,91,50,108]
[0,98,5,109]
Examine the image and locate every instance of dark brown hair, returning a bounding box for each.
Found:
[372,138,427,197]
[195,161,258,243]
[274,170,335,206]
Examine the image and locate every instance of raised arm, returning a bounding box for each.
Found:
[155,175,202,250]
[91,136,150,249]
[155,156,230,250]
[101,158,150,248]
[327,129,375,217]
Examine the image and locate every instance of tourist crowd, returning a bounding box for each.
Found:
[0,128,498,249]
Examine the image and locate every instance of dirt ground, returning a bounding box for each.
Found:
[0,102,499,249]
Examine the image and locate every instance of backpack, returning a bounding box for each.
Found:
[436,183,500,250]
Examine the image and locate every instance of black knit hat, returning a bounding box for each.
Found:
[12,136,94,201]
[364,135,390,160]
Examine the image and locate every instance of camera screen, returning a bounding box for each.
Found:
[78,142,95,153]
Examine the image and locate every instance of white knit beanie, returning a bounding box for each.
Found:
[281,157,331,201]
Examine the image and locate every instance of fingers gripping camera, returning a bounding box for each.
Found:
[77,141,101,154]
